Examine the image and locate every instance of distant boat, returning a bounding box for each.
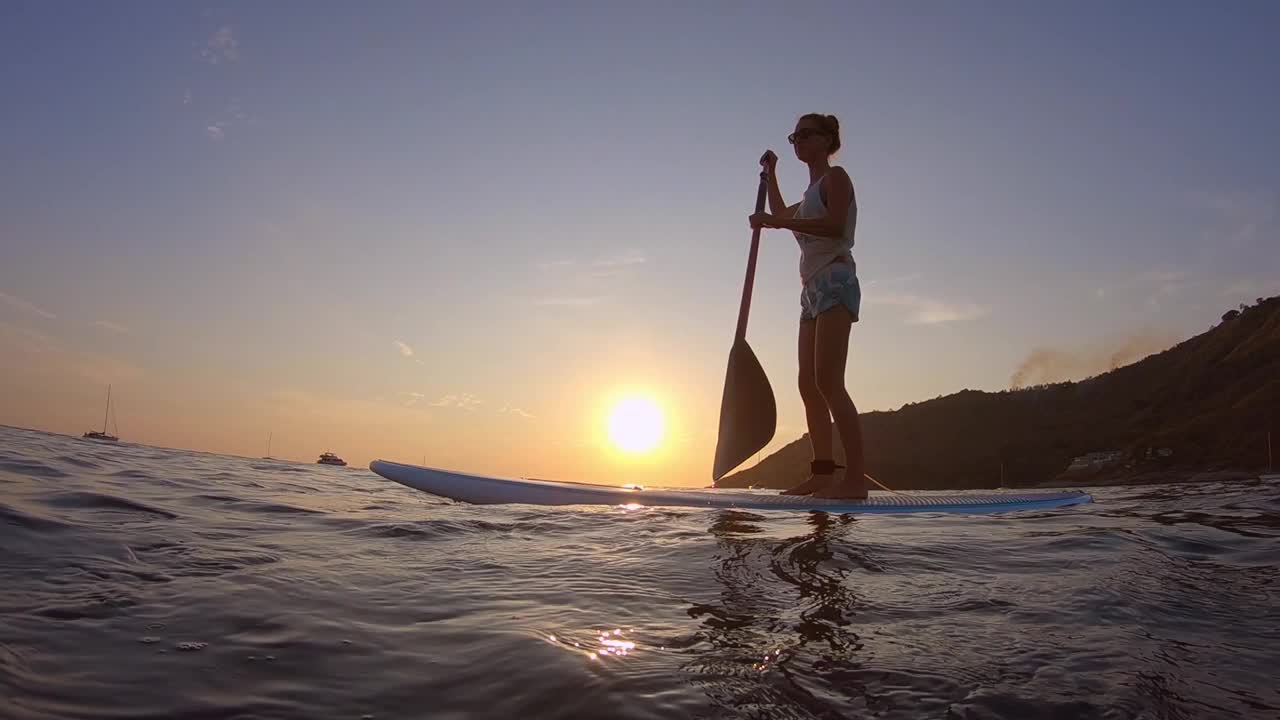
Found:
[1264,432,1274,481]
[263,432,275,460]
[317,451,347,466]
[83,385,120,443]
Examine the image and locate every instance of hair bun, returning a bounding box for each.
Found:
[798,112,842,156]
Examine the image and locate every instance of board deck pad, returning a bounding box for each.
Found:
[369,461,1093,514]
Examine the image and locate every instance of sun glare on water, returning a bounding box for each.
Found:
[607,396,665,454]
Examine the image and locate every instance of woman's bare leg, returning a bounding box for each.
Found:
[811,307,867,499]
[781,318,836,495]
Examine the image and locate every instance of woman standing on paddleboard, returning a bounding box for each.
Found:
[748,113,866,499]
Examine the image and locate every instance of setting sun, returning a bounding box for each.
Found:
[607,396,665,454]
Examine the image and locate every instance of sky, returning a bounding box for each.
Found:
[2,1,1278,487]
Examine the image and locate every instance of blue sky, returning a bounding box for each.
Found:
[2,2,1277,485]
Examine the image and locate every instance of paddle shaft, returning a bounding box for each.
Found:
[734,171,770,343]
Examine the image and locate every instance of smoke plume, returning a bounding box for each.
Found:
[1010,333,1177,389]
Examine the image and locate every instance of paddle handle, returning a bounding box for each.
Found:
[734,171,770,343]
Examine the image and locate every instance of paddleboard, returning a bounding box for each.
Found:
[369,460,1093,514]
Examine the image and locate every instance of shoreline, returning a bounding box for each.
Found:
[1030,467,1266,489]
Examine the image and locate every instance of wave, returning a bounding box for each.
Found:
[0,458,70,479]
[40,491,178,519]
[344,518,516,540]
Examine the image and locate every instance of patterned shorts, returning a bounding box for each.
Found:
[800,261,861,322]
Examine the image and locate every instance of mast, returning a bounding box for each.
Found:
[103,385,112,433]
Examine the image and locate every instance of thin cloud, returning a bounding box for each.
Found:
[430,393,481,411]
[868,293,988,325]
[1144,269,1190,290]
[222,100,250,123]
[0,291,56,319]
[858,272,989,323]
[535,250,647,299]
[865,272,924,288]
[394,339,423,364]
[499,405,535,419]
[539,250,647,273]
[534,296,604,307]
[1,321,143,384]
[538,259,575,271]
[261,388,434,431]
[1141,269,1191,309]
[92,320,130,334]
[0,320,54,353]
[203,101,250,142]
[1094,268,1193,310]
[532,263,610,304]
[588,252,646,279]
[68,355,145,386]
[588,268,626,279]
[592,249,646,268]
[198,27,239,64]
[402,391,427,407]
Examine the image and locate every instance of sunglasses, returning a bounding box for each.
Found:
[787,128,827,144]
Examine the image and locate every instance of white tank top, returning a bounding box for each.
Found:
[794,174,857,283]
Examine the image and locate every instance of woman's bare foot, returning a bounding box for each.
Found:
[782,460,842,496]
[781,472,831,495]
[813,470,868,500]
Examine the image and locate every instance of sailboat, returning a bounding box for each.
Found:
[263,432,275,460]
[83,385,120,442]
[1262,432,1278,481]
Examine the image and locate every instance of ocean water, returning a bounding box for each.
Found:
[1,425,1277,720]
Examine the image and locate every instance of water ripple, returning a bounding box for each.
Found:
[39,491,179,519]
[0,425,1277,719]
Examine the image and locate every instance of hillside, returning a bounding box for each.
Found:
[719,295,1280,490]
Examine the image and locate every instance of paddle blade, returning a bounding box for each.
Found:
[712,337,776,483]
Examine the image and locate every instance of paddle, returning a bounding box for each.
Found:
[712,170,777,483]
